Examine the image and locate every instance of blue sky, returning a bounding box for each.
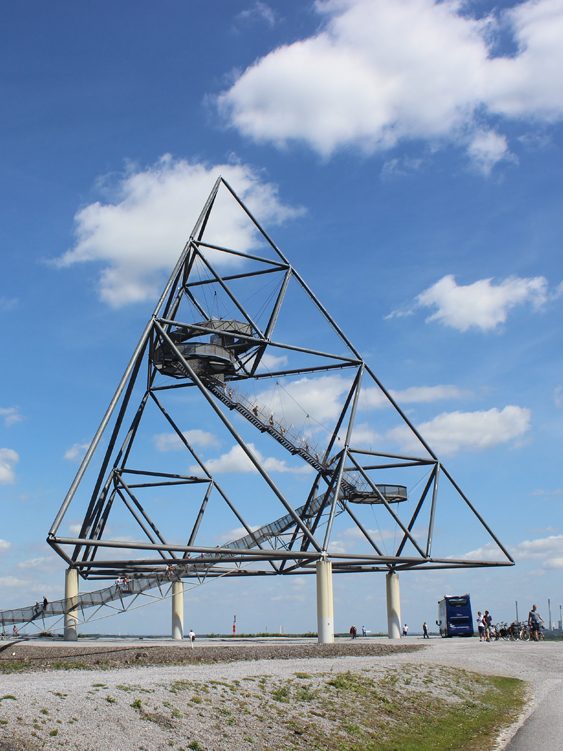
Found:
[1,0,562,635]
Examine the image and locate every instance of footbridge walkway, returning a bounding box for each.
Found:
[1,372,405,629]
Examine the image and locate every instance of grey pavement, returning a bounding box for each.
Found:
[505,676,563,750]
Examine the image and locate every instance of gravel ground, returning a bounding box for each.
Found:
[0,637,560,751]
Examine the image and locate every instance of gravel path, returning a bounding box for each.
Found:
[0,637,560,750]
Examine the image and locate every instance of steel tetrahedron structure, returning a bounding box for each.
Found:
[48,177,514,584]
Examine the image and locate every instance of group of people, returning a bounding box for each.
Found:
[349,625,368,638]
[477,604,544,641]
[476,609,494,641]
[32,596,49,618]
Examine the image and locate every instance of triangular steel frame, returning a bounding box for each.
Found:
[48,177,514,581]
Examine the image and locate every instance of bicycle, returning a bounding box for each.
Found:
[519,624,530,641]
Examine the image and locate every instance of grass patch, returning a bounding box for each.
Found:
[274,669,525,751]
[340,674,525,751]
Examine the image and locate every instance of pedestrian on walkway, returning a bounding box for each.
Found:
[422,622,429,639]
[528,604,544,641]
[188,628,196,647]
[476,611,485,641]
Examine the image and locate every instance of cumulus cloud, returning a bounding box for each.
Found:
[0,407,23,427]
[0,448,19,484]
[235,2,277,28]
[0,539,11,552]
[256,376,467,428]
[466,534,563,569]
[56,157,302,307]
[389,405,531,455]
[153,429,220,452]
[410,274,549,332]
[64,442,90,462]
[361,383,468,409]
[190,442,312,475]
[464,535,563,564]
[257,353,289,371]
[0,576,28,587]
[218,0,563,168]
[467,129,513,175]
[255,375,352,427]
[349,423,381,446]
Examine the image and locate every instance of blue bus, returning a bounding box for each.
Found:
[437,594,474,637]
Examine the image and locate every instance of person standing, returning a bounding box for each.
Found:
[476,611,485,641]
[422,622,429,639]
[483,610,492,641]
[402,624,409,637]
[349,625,357,639]
[188,629,196,647]
[528,604,544,641]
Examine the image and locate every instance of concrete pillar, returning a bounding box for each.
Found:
[171,580,184,640]
[316,558,334,644]
[386,571,401,639]
[64,567,79,641]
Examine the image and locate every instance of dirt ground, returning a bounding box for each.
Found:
[0,638,420,671]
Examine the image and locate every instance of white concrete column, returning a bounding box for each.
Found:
[171,580,184,640]
[316,558,334,644]
[386,571,402,639]
[64,567,79,641]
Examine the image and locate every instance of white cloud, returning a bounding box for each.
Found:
[342,526,397,542]
[361,384,468,409]
[17,556,51,569]
[257,353,289,371]
[255,375,352,426]
[56,157,302,307]
[514,534,563,561]
[64,442,90,462]
[460,542,507,562]
[349,423,381,446]
[0,576,28,587]
[0,448,19,484]
[554,386,563,409]
[0,539,11,552]
[216,525,260,544]
[467,129,513,174]
[0,407,23,427]
[414,274,549,331]
[218,0,563,167]
[153,429,219,452]
[190,442,312,475]
[389,405,531,455]
[464,534,563,566]
[69,523,83,535]
[252,376,467,439]
[235,2,277,28]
